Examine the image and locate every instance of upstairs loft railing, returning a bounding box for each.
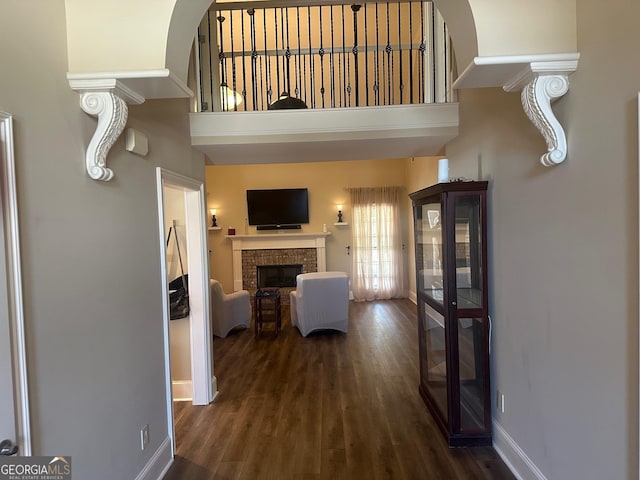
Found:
[195,1,455,112]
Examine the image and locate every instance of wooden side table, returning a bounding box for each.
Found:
[254,288,281,337]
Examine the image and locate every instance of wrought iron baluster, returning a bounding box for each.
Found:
[296,6,303,101]
[431,4,436,103]
[217,14,229,111]
[319,6,326,108]
[443,19,448,103]
[307,6,315,108]
[344,5,351,106]
[409,1,414,104]
[207,11,214,111]
[364,3,369,107]
[375,2,380,106]
[398,2,403,104]
[385,2,392,105]
[229,10,239,111]
[240,9,247,110]
[259,55,265,110]
[285,7,292,96]
[263,11,272,105]
[330,5,335,108]
[274,8,281,98]
[419,1,425,104]
[342,5,347,107]
[247,9,258,110]
[351,4,361,107]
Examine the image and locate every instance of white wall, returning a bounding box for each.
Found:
[445,0,638,477]
[0,2,205,478]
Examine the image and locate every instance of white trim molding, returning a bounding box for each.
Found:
[69,78,145,181]
[493,420,548,480]
[0,112,31,456]
[134,437,173,480]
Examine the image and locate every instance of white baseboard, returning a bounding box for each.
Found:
[493,420,548,480]
[134,436,173,480]
[172,380,192,402]
[408,290,417,304]
[211,375,219,402]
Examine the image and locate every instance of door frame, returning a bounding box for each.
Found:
[0,112,31,455]
[156,168,216,455]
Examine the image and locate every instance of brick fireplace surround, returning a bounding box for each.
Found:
[228,232,330,305]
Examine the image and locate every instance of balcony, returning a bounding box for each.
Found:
[190,1,458,165]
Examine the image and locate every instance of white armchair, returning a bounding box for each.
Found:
[210,279,251,338]
[289,271,349,337]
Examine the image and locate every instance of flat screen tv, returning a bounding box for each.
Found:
[246,188,309,229]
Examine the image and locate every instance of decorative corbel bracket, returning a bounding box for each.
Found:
[68,78,145,181]
[503,58,579,166]
[520,75,569,166]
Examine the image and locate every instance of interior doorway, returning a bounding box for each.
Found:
[156,168,217,455]
[0,112,30,457]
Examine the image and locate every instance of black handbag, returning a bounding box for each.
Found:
[166,224,190,320]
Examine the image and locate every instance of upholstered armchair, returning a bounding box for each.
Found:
[210,279,251,338]
[289,271,349,337]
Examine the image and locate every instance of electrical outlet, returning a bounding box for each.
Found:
[496,391,505,413]
[140,424,149,450]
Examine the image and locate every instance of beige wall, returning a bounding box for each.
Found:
[444,0,638,477]
[0,2,205,479]
[205,158,441,293]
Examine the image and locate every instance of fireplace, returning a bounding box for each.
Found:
[257,264,303,288]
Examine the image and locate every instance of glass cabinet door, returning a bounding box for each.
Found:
[454,195,483,310]
[417,201,444,308]
[456,317,488,432]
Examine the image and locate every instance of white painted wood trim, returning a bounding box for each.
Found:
[228,233,330,291]
[156,168,214,459]
[211,375,219,403]
[493,420,547,480]
[184,185,213,405]
[134,436,173,480]
[0,112,31,456]
[68,69,193,99]
[408,290,417,304]
[171,380,193,402]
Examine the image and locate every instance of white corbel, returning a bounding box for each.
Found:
[503,57,579,167]
[520,75,570,166]
[68,77,145,181]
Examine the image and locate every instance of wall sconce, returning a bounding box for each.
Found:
[209,208,218,227]
[337,204,344,223]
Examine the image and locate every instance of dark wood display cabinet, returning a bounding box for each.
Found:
[409,181,491,447]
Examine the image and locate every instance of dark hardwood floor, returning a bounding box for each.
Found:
[163,299,514,480]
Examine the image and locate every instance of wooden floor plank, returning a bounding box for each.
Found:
[163,299,515,480]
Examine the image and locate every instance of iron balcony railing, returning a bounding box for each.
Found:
[195,1,454,112]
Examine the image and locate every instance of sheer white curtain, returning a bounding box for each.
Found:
[349,187,406,301]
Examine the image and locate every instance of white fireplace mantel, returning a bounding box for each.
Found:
[227,232,331,291]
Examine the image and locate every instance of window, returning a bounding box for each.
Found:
[350,187,405,301]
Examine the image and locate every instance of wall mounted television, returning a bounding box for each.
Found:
[246,188,309,230]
